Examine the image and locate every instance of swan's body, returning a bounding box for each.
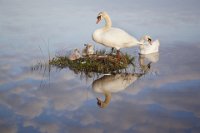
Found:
[82,43,94,56]
[69,49,81,60]
[93,28,140,50]
[139,35,160,55]
[92,74,140,108]
[92,12,142,58]
[93,74,138,93]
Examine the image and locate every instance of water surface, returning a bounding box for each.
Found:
[0,0,200,133]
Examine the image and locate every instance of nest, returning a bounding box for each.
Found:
[49,53,134,74]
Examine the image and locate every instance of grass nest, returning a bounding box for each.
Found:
[49,51,134,74]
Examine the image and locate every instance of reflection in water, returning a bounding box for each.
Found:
[2,42,200,132]
[92,73,142,108]
[92,53,159,108]
[139,52,159,73]
[139,52,159,63]
[31,53,159,109]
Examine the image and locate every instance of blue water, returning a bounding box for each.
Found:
[0,0,200,133]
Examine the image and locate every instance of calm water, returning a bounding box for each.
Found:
[0,0,200,133]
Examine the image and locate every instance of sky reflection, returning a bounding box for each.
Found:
[0,0,200,133]
[0,43,200,132]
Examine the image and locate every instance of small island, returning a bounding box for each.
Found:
[49,49,134,74]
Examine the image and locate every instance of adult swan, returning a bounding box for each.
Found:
[92,11,142,58]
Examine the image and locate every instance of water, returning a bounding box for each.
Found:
[0,0,200,133]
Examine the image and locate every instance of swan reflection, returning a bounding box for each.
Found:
[139,52,159,73]
[92,53,159,108]
[139,52,159,63]
[92,73,142,108]
[32,51,159,109]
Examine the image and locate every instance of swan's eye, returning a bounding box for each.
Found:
[148,38,152,42]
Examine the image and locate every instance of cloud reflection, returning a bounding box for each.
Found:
[24,120,60,133]
[0,124,17,133]
[67,96,200,133]
[0,47,200,133]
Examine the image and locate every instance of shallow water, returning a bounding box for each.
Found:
[0,0,200,133]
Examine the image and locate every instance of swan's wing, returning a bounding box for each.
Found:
[152,40,160,46]
[102,28,139,48]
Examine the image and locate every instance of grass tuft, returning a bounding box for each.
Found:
[49,50,134,74]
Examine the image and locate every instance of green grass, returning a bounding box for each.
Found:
[49,51,134,74]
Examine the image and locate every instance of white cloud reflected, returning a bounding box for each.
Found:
[24,120,60,133]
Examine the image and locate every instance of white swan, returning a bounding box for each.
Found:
[82,43,94,56]
[69,49,81,60]
[92,11,142,58]
[92,73,141,108]
[139,35,160,55]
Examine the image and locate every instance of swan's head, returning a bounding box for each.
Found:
[96,11,109,24]
[96,98,108,108]
[142,35,152,45]
[84,43,93,49]
[74,48,80,54]
[96,92,111,109]
[96,98,103,108]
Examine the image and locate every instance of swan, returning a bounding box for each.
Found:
[82,43,94,56]
[92,11,142,58]
[69,49,81,60]
[92,73,141,108]
[139,35,160,55]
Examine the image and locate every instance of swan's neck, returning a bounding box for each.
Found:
[104,92,111,105]
[103,15,112,30]
[97,92,111,108]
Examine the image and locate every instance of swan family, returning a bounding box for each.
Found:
[92,11,160,55]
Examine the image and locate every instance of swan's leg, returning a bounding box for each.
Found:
[109,47,115,55]
[117,50,120,60]
[111,47,114,53]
